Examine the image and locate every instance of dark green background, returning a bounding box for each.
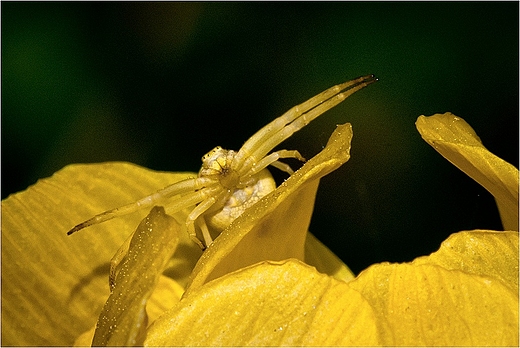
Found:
[3,2,518,274]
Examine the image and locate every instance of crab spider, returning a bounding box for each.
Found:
[67,74,377,249]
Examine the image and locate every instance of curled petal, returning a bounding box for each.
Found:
[92,206,180,346]
[416,113,519,231]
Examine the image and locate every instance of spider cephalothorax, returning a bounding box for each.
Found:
[198,146,280,244]
[199,147,242,189]
[67,75,377,249]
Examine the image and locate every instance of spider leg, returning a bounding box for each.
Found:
[197,218,213,250]
[269,161,296,175]
[234,75,376,177]
[186,190,230,249]
[251,149,306,176]
[66,177,214,235]
[186,196,217,249]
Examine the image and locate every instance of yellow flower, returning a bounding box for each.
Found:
[2,114,518,346]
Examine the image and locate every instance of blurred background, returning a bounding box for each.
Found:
[3,2,518,274]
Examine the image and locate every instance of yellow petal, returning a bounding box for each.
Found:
[304,232,355,282]
[413,229,519,293]
[185,123,354,295]
[146,275,185,323]
[349,230,519,346]
[1,162,195,346]
[92,206,180,346]
[73,275,185,347]
[144,259,381,346]
[416,113,519,231]
[145,230,518,346]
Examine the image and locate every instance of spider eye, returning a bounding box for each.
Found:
[200,147,234,177]
[202,146,224,162]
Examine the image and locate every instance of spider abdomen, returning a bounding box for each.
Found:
[206,168,276,232]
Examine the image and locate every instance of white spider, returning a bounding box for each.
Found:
[67,75,376,249]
